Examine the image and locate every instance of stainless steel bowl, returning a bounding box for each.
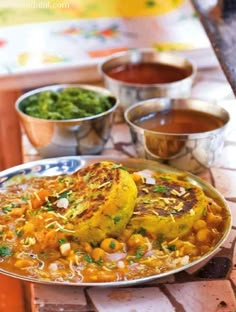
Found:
[99,49,196,118]
[124,98,230,173]
[15,84,119,158]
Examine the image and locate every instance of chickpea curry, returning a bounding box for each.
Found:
[0,161,230,284]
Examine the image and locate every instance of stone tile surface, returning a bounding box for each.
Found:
[166,280,236,312]
[87,287,175,312]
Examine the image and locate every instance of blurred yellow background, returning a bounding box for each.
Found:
[0,0,184,26]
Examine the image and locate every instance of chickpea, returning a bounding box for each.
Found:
[23,222,35,234]
[193,219,207,231]
[186,234,196,244]
[81,242,92,254]
[173,239,184,249]
[14,259,35,268]
[196,228,212,243]
[127,234,146,249]
[182,243,199,256]
[97,270,117,282]
[119,229,133,242]
[209,202,222,214]
[131,173,143,183]
[83,267,99,282]
[206,212,223,226]
[91,248,106,262]
[100,238,122,253]
[200,245,211,254]
[64,223,74,231]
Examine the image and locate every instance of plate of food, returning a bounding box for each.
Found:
[0,156,231,286]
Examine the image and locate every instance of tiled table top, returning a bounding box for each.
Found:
[23,66,236,312]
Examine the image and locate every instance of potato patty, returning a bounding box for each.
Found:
[128,172,207,239]
[69,161,138,244]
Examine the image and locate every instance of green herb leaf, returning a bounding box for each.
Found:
[84,254,93,263]
[2,206,12,214]
[167,245,176,252]
[111,164,127,171]
[133,227,146,236]
[16,229,24,238]
[109,240,116,249]
[21,196,28,202]
[113,215,121,224]
[156,234,164,249]
[58,238,67,245]
[135,246,144,259]
[127,258,134,264]
[153,185,170,193]
[59,190,70,199]
[160,176,172,181]
[0,246,12,257]
[202,207,207,217]
[95,259,103,266]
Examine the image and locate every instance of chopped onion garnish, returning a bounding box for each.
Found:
[48,263,58,272]
[117,261,125,268]
[145,177,156,185]
[57,198,69,209]
[135,170,154,180]
[106,252,127,262]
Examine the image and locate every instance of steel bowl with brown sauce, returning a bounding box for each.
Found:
[99,49,196,119]
[124,98,230,173]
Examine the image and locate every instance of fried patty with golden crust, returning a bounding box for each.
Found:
[128,172,207,239]
[69,161,137,245]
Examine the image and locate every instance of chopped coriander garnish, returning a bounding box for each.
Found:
[16,229,24,238]
[59,190,71,199]
[133,227,146,236]
[111,164,127,171]
[156,234,164,249]
[47,224,55,229]
[84,254,93,263]
[153,185,170,193]
[109,240,116,249]
[21,196,28,202]
[113,215,121,224]
[95,259,103,266]
[160,176,171,181]
[202,207,207,217]
[58,238,67,245]
[2,207,12,214]
[138,227,146,236]
[127,258,134,264]
[0,246,12,257]
[107,263,117,269]
[167,245,176,252]
[135,246,144,259]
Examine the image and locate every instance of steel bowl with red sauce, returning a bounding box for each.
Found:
[99,49,196,118]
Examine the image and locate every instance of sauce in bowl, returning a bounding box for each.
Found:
[134,109,224,134]
[106,63,189,84]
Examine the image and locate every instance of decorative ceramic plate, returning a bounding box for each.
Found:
[0,156,232,286]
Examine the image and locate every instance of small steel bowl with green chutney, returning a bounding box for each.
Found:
[15,84,118,158]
